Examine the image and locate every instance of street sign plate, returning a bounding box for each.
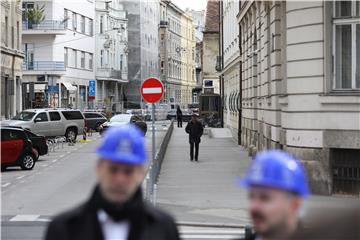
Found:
[88,80,96,100]
[141,77,164,103]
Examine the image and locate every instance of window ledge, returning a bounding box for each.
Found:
[319,92,360,104]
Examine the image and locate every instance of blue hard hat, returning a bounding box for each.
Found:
[97,124,147,165]
[240,150,310,198]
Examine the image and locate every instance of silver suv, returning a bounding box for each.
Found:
[3,109,85,141]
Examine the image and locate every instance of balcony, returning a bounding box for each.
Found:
[96,68,128,83]
[22,20,66,35]
[22,61,66,75]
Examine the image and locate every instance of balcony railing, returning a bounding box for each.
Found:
[97,68,125,80]
[22,20,65,31]
[22,61,65,71]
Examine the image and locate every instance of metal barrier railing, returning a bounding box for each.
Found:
[144,120,174,204]
[46,136,68,153]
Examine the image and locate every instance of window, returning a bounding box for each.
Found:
[81,15,85,33]
[333,1,360,89]
[5,16,8,47]
[89,19,93,36]
[81,51,85,68]
[16,21,19,49]
[35,113,49,122]
[64,9,68,28]
[61,111,84,120]
[1,130,23,141]
[49,112,61,121]
[100,50,104,67]
[73,49,77,67]
[64,48,68,67]
[100,15,103,34]
[72,12,77,30]
[89,53,93,70]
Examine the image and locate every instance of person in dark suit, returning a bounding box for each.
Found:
[176,105,183,128]
[185,114,203,162]
[45,125,180,240]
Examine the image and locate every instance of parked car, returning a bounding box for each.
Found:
[24,129,48,156]
[99,114,147,136]
[2,108,85,141]
[1,127,38,170]
[83,112,107,132]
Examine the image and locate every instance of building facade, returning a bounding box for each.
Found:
[180,12,196,107]
[95,0,128,113]
[219,0,360,195]
[1,0,24,119]
[159,0,196,109]
[220,0,241,139]
[21,0,95,110]
[202,0,220,95]
[187,9,205,103]
[122,0,160,109]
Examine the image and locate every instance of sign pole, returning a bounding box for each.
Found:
[152,103,155,162]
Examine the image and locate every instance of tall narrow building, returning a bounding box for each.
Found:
[122,0,160,109]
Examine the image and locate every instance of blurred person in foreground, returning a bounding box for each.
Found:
[238,150,310,240]
[45,125,180,240]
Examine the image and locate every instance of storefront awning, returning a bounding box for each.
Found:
[62,82,77,92]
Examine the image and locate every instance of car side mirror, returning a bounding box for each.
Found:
[34,118,42,123]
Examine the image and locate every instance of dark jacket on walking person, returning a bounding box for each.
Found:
[45,186,180,240]
[176,106,183,128]
[185,114,203,161]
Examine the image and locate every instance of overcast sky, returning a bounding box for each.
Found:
[171,0,207,11]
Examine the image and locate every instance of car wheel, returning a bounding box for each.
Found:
[65,128,77,142]
[20,153,35,170]
[95,123,102,132]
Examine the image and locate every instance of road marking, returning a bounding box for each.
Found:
[2,183,10,187]
[37,218,51,222]
[16,175,25,180]
[20,180,25,183]
[40,164,48,167]
[59,155,65,158]
[52,159,58,162]
[66,152,71,154]
[10,215,40,221]
[179,226,244,239]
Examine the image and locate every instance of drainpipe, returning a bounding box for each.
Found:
[238,22,242,145]
[219,0,224,128]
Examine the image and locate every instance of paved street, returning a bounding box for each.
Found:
[1,121,169,240]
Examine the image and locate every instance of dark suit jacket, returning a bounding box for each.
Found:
[45,199,180,240]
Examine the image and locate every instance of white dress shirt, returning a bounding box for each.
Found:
[97,210,130,240]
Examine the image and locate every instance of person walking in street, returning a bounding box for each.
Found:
[176,105,183,128]
[185,114,203,162]
[238,150,310,240]
[45,125,180,240]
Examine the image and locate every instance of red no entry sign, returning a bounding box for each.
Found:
[140,77,164,103]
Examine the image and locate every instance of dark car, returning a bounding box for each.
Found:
[83,112,108,132]
[24,129,48,156]
[1,127,38,170]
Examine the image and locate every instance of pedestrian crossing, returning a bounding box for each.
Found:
[179,225,244,240]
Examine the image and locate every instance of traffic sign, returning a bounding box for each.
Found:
[88,80,96,100]
[140,77,164,103]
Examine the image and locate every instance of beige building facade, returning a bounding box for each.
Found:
[221,0,360,195]
[1,0,24,119]
[159,0,196,108]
